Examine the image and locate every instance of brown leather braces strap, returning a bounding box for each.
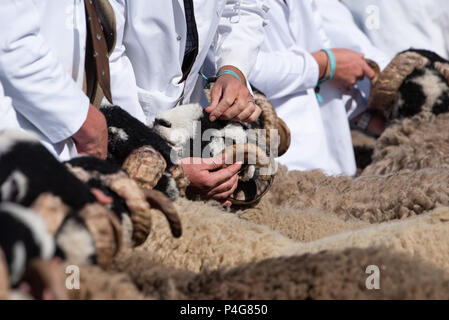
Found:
[84,0,112,104]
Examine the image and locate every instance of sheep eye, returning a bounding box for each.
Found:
[154,118,172,128]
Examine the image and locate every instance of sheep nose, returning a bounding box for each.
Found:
[154,118,172,128]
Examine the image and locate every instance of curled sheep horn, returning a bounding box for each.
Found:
[0,248,9,300]
[144,189,182,238]
[104,171,182,243]
[434,61,449,84]
[79,203,123,269]
[221,143,276,206]
[123,145,189,198]
[253,91,291,157]
[103,173,153,247]
[122,145,167,191]
[367,51,429,112]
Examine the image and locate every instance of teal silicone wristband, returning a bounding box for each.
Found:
[217,70,242,83]
[318,49,336,85]
[323,49,336,82]
[315,49,337,103]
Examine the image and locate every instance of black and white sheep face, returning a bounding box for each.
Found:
[153,104,275,194]
[55,215,97,265]
[0,203,55,285]
[0,130,96,209]
[153,103,257,161]
[393,68,449,120]
[0,130,106,266]
[0,131,35,204]
[378,49,449,121]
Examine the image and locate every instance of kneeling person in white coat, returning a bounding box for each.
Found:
[109,0,268,206]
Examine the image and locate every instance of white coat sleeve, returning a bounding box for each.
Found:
[108,0,146,123]
[0,1,89,144]
[249,46,320,100]
[215,0,269,78]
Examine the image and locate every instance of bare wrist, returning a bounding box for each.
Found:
[312,51,330,81]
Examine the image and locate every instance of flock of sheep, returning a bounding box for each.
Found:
[1,49,449,300]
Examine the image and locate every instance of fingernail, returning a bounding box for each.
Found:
[210,116,216,122]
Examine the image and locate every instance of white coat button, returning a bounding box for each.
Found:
[177,35,182,41]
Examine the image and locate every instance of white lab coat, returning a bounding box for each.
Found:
[344,0,449,60]
[317,0,390,119]
[250,0,387,176]
[0,0,90,161]
[109,0,268,124]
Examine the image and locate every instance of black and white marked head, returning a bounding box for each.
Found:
[0,130,96,209]
[370,49,449,121]
[392,66,449,119]
[100,105,173,166]
[54,214,97,266]
[153,103,259,160]
[153,104,275,206]
[0,203,55,285]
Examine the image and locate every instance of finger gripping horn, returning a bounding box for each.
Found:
[222,143,274,179]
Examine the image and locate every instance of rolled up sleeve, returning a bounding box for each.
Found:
[0,0,89,143]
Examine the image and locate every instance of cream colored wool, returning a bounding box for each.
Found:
[363,112,449,175]
[136,192,449,273]
[137,198,295,272]
[265,165,449,223]
[109,248,449,300]
[286,207,449,272]
[70,264,146,300]
[236,197,368,242]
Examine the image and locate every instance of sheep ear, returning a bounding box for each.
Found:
[368,51,430,112]
[434,61,449,86]
[0,248,10,300]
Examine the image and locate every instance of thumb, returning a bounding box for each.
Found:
[205,84,222,114]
